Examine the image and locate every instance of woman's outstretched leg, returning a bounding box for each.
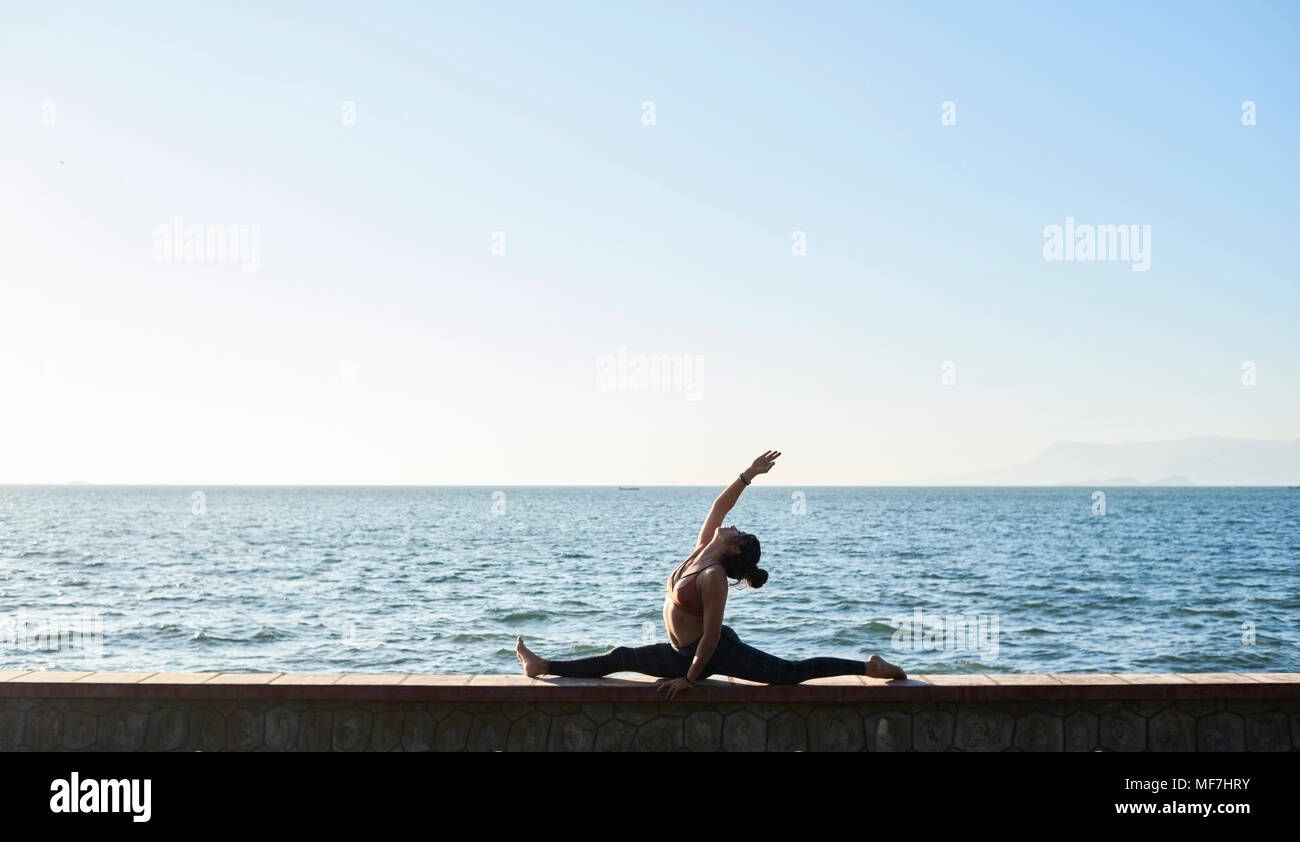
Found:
[708,626,905,685]
[516,635,687,679]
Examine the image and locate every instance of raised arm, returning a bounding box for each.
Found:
[694,450,781,548]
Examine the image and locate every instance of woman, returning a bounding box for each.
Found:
[515,450,907,699]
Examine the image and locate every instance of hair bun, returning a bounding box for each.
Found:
[745,567,768,589]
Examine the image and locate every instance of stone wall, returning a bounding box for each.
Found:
[2,671,1297,751]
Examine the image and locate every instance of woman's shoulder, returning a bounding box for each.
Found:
[696,562,729,585]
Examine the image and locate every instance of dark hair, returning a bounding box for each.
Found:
[722,533,766,589]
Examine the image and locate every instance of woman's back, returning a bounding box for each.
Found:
[663,549,723,646]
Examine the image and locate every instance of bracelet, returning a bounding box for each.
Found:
[738,472,751,486]
[683,675,695,686]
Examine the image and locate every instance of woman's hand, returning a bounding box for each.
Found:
[746,450,781,478]
[655,677,693,700]
[699,450,781,546]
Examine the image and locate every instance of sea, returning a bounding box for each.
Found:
[0,486,1296,675]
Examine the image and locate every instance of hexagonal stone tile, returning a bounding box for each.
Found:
[145,708,188,751]
[767,711,807,752]
[332,707,373,752]
[62,710,98,750]
[25,706,62,751]
[467,712,510,752]
[1148,709,1195,752]
[807,708,864,752]
[955,707,1014,752]
[913,709,955,751]
[723,711,766,752]
[684,710,722,752]
[99,710,148,751]
[402,710,436,752]
[297,708,333,752]
[1099,710,1146,752]
[548,714,596,752]
[227,708,264,752]
[866,711,912,752]
[1064,710,1098,751]
[0,709,25,750]
[1197,711,1245,752]
[1012,713,1063,752]
[264,707,299,751]
[1243,712,1289,752]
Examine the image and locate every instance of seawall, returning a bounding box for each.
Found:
[1,671,1297,751]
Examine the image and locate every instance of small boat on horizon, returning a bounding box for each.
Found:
[618,486,640,491]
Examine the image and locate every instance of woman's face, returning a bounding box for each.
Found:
[715,525,747,546]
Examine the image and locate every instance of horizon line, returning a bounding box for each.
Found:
[3,483,1297,489]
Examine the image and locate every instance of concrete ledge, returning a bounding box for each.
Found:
[1,671,1297,703]
[3,672,1297,750]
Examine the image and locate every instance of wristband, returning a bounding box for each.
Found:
[739,472,751,486]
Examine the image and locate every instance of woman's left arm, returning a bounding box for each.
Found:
[657,568,728,700]
[694,451,781,548]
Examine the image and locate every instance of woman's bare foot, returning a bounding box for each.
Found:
[865,654,906,680]
[515,635,549,677]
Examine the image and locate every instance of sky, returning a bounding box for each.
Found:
[1,1,1297,485]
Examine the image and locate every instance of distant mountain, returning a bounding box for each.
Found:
[942,437,1300,486]
[1062,476,1143,486]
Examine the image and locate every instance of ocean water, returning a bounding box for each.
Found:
[0,486,1296,676]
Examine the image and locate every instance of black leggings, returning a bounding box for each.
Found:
[545,625,866,685]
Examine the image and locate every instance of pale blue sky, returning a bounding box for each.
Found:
[1,1,1297,484]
